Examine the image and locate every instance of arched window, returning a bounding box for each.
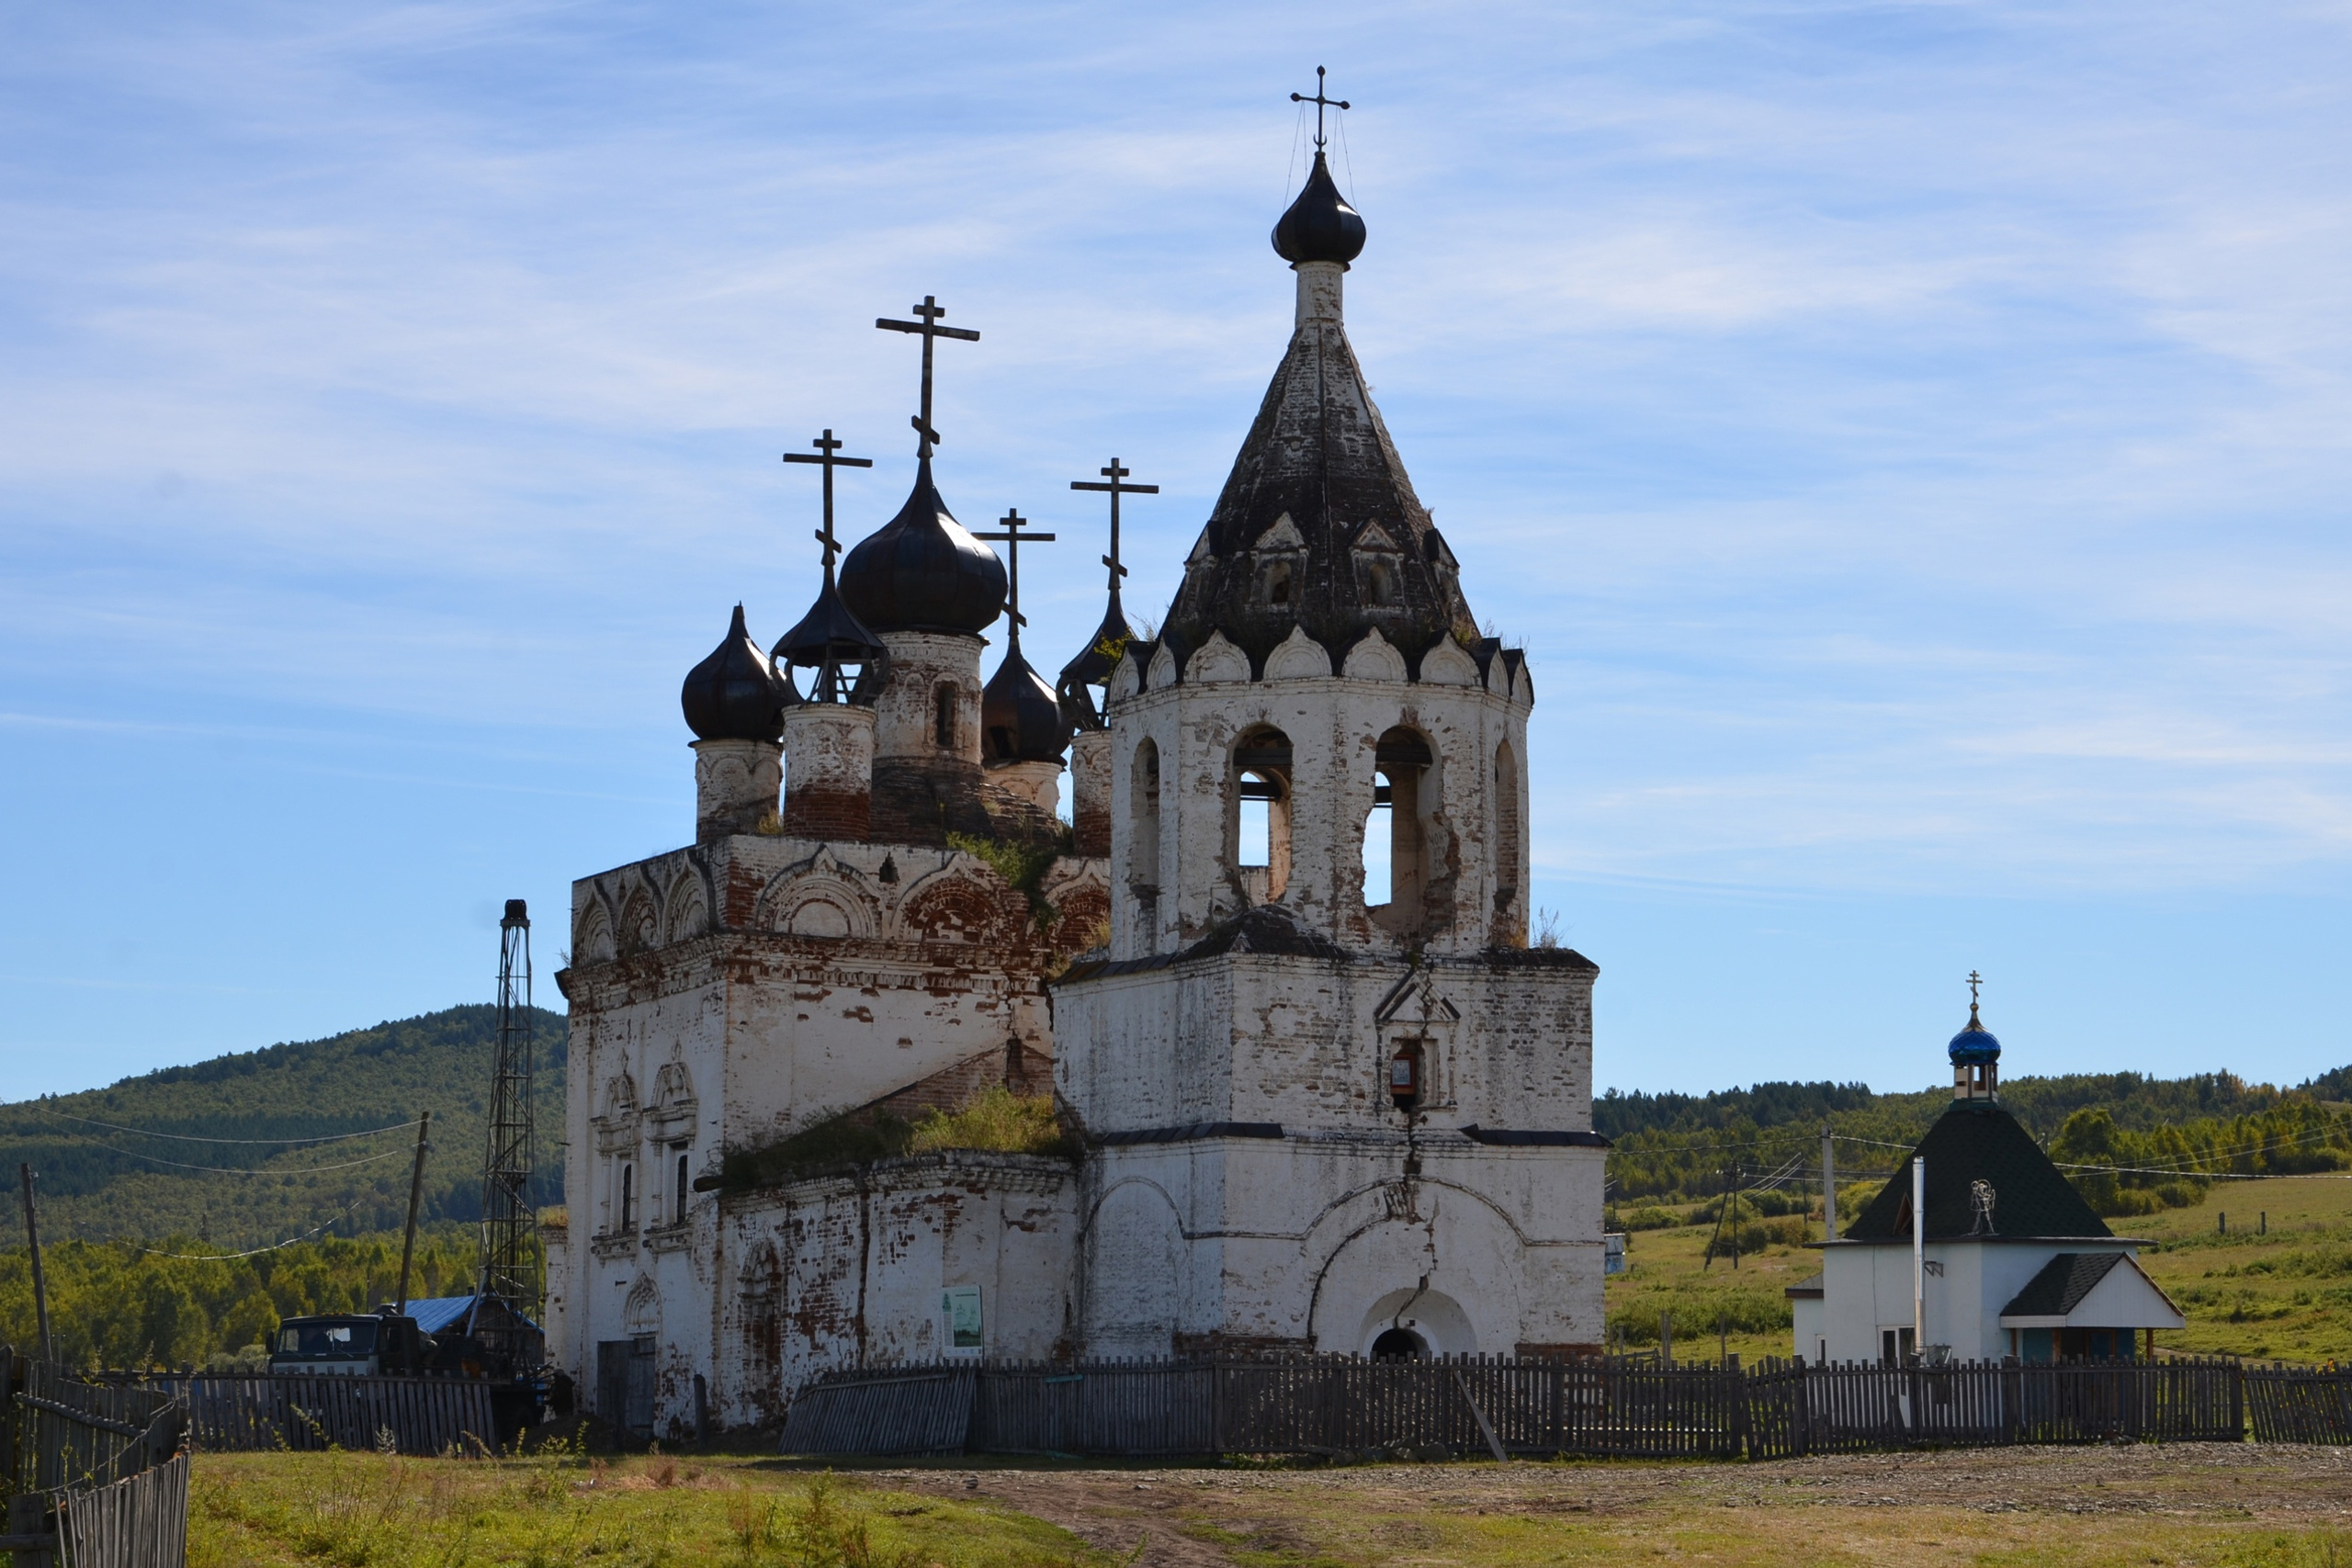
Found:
[1364,727,1435,939]
[1128,739,1160,890]
[618,1162,636,1230]
[1494,739,1521,939]
[933,684,957,749]
[674,1151,691,1224]
[1231,728,1293,904]
[1365,558,1396,606]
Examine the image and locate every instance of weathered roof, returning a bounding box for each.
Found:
[1843,1100,2111,1243]
[681,604,786,740]
[1785,1271,1826,1300]
[1177,903,1350,962]
[838,458,1007,636]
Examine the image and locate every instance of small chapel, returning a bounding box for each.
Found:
[548,108,1608,1438]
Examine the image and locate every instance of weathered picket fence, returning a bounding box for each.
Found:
[4,1348,189,1568]
[109,1372,497,1458]
[783,1353,2310,1460]
[2245,1363,2352,1444]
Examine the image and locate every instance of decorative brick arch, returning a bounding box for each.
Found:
[662,872,708,944]
[617,885,661,955]
[896,866,1023,947]
[574,904,616,965]
[756,853,880,940]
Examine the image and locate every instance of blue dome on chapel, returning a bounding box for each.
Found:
[1948,1002,2002,1066]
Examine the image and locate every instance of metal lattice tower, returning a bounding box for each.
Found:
[478,898,541,1338]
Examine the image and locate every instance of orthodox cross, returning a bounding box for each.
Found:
[1069,457,1157,604]
[1290,65,1350,151]
[972,508,1054,647]
[876,296,980,458]
[1968,970,1983,1008]
[781,429,873,583]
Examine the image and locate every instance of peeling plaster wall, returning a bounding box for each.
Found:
[1058,949,1603,1360]
[714,1154,1079,1431]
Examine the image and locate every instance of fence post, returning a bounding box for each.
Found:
[2230,1359,2245,1443]
[1725,1360,1748,1460]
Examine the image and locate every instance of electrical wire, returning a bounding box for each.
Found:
[136,1197,364,1260]
[47,1111,421,1145]
[95,1143,413,1177]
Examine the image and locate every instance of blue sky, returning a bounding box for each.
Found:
[3,2,2348,1100]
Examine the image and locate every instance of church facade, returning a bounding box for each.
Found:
[551,138,1607,1438]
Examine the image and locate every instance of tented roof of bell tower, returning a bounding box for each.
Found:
[1158,327,1478,673]
[1157,184,1478,675]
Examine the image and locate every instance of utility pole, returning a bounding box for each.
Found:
[395,1111,432,1316]
[1911,1156,1927,1361]
[18,1165,52,1361]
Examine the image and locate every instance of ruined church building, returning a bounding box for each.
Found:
[551,118,1607,1437]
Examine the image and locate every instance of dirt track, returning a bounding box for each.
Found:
[878,1445,2352,1564]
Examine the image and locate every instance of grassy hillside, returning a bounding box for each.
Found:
[0,1007,567,1250]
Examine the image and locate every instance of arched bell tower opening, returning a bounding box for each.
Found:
[1231,727,1294,906]
[1127,738,1162,949]
[1365,726,1436,942]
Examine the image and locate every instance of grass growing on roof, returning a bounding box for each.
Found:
[713,1088,1070,1192]
[947,830,1069,931]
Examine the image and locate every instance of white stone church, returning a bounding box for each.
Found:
[548,136,1608,1438]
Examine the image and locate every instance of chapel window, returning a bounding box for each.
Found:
[674,1150,690,1224]
[933,684,956,749]
[1129,739,1162,951]
[1365,558,1396,606]
[618,1162,636,1230]
[1260,558,1295,607]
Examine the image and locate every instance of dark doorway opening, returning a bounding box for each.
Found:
[1371,1328,1424,1361]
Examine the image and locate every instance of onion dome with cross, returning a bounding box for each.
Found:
[1951,972,2002,1066]
[1057,457,1156,730]
[837,296,1008,637]
[1272,71,1366,265]
[977,507,1069,763]
[680,603,787,740]
[775,429,889,704]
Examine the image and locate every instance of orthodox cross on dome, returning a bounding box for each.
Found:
[1968,969,1983,1006]
[781,429,874,583]
[1290,65,1350,151]
[1069,457,1157,605]
[972,508,1055,646]
[876,295,981,459]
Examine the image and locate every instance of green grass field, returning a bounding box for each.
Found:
[186,1448,2352,1568]
[1608,1173,2352,1365]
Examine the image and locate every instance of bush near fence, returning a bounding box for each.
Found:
[783,1353,2348,1461]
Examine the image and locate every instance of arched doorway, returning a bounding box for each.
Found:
[1370,1327,1425,1361]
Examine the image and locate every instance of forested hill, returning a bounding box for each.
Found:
[0,1007,567,1249]
[1599,1066,2352,1212]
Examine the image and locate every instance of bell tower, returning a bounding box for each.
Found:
[1054,74,1601,1361]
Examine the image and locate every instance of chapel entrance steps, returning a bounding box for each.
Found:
[777,1354,2334,1461]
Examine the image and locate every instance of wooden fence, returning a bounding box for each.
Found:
[4,1349,189,1568]
[115,1373,497,1458]
[2246,1364,2352,1445]
[783,1354,2312,1460]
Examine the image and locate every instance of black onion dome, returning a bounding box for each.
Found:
[1055,595,1135,729]
[837,457,1007,635]
[982,644,1069,763]
[774,577,888,671]
[1272,151,1366,267]
[681,604,786,740]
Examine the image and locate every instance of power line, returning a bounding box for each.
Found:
[136,1197,365,1260]
[92,1144,413,1177]
[45,1111,421,1146]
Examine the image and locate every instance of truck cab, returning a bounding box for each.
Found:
[269,1313,435,1376]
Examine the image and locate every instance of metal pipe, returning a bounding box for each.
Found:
[1822,1122,1837,1242]
[395,1111,432,1316]
[19,1164,52,1362]
[1911,1156,1926,1360]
